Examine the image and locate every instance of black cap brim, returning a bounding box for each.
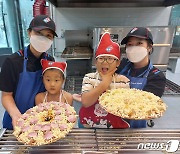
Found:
[32,26,58,37]
[121,36,130,45]
[121,35,153,45]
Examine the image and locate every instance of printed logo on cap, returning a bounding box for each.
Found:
[106,45,113,52]
[41,59,67,75]
[95,32,120,59]
[130,27,138,33]
[43,17,51,23]
[48,61,54,66]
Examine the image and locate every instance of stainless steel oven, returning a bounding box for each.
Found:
[92,26,175,72]
[61,30,93,76]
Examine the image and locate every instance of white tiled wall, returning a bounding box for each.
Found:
[53,7,172,56]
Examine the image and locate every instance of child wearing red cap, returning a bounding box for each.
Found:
[77,32,130,128]
[35,60,73,106]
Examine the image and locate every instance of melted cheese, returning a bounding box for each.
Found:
[99,88,167,120]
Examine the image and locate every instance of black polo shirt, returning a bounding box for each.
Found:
[117,58,166,97]
[0,45,54,96]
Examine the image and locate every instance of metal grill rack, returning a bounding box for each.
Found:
[0,129,180,154]
[164,79,180,95]
[64,76,180,96]
[0,129,97,154]
[64,76,84,94]
[61,47,93,59]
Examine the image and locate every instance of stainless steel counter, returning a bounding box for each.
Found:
[0,128,180,154]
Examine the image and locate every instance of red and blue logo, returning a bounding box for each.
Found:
[106,45,113,52]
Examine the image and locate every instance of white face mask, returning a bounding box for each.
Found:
[126,46,148,63]
[30,35,53,53]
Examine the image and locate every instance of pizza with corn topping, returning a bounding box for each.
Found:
[99,88,167,120]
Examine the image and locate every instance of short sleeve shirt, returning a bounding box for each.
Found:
[0,45,54,97]
[81,72,130,93]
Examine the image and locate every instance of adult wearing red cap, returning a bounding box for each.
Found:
[78,32,130,128]
[117,27,166,128]
[0,15,58,130]
[35,60,73,106]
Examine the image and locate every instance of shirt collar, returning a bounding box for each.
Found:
[130,61,150,76]
[27,45,46,60]
[131,60,150,71]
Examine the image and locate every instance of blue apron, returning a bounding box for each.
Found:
[120,61,153,128]
[3,47,46,130]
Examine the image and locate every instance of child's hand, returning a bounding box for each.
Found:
[72,93,82,102]
[99,68,117,88]
[116,75,130,83]
[116,75,130,88]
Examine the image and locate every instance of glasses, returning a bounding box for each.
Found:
[96,57,117,64]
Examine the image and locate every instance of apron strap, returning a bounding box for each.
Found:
[143,62,153,78]
[120,62,132,75]
[60,90,68,104]
[23,48,49,73]
[43,90,68,104]
[93,72,99,88]
[23,47,28,72]
[43,91,48,103]
[125,61,153,78]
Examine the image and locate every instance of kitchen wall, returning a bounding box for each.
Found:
[52,7,172,58]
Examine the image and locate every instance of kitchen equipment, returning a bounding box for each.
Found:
[93,26,175,72]
[64,74,180,95]
[47,0,180,7]
[0,128,180,153]
[61,30,93,76]
[164,79,180,95]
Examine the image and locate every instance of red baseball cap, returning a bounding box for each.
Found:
[41,59,67,76]
[95,32,120,60]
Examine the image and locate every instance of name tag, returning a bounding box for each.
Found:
[131,82,142,85]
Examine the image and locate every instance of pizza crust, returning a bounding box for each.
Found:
[99,88,167,120]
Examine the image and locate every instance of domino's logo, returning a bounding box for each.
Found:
[48,61,54,66]
[43,17,51,23]
[106,45,113,52]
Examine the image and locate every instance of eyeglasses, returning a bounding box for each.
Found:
[96,57,117,64]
